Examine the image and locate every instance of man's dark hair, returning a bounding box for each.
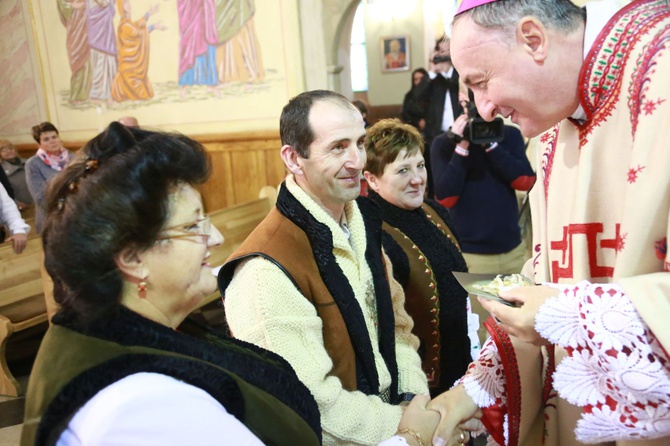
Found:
[280,90,356,158]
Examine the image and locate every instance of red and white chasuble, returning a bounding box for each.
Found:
[460,1,670,445]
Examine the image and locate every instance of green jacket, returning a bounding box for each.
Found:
[21,308,321,446]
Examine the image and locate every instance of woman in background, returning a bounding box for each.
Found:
[25,122,73,233]
[401,68,429,133]
[363,118,477,397]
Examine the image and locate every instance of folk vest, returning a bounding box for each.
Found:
[219,186,403,403]
[21,309,321,446]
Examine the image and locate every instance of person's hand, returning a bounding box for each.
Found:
[451,114,469,137]
[396,394,440,446]
[148,3,159,16]
[153,20,167,31]
[427,384,482,446]
[479,285,560,346]
[15,201,30,211]
[7,233,27,254]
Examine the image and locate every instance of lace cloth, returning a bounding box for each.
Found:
[460,280,670,445]
[460,337,505,445]
[537,281,670,443]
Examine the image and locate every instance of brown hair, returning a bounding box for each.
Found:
[364,119,424,177]
[31,122,59,144]
[280,90,357,158]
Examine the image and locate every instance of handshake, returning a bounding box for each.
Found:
[396,385,482,446]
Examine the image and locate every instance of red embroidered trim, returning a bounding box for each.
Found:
[629,22,670,136]
[540,125,560,205]
[542,344,555,406]
[485,316,521,446]
[437,196,459,208]
[578,0,669,147]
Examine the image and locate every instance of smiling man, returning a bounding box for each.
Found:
[219,90,431,445]
[427,1,670,446]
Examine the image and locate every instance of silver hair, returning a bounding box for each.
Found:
[454,0,585,35]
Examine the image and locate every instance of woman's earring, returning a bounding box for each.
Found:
[138,276,148,298]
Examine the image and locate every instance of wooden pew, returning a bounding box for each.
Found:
[0,237,48,396]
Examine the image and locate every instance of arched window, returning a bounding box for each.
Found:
[350,2,368,92]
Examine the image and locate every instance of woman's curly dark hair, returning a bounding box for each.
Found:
[43,122,211,323]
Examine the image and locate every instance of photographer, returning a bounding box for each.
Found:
[431,96,536,344]
[422,36,465,197]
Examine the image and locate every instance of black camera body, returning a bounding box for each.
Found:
[462,102,504,145]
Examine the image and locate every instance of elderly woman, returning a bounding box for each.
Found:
[25,122,74,232]
[363,119,475,397]
[21,123,322,445]
[1,139,33,210]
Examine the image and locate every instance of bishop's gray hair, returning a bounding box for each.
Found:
[454,0,585,36]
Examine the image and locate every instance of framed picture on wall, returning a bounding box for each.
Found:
[380,35,410,72]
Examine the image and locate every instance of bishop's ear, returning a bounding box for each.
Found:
[517,16,548,63]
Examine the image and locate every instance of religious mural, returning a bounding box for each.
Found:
[29,0,301,137]
[56,0,267,105]
[0,0,44,139]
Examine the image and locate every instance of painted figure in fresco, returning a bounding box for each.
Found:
[215,0,265,84]
[57,0,91,103]
[177,0,219,95]
[111,0,166,102]
[86,0,117,102]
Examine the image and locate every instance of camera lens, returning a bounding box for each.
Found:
[472,121,493,137]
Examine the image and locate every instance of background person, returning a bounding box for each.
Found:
[0,161,15,203]
[21,123,323,446]
[0,183,29,254]
[431,99,535,276]
[118,115,140,128]
[25,122,74,233]
[431,94,536,345]
[428,1,670,445]
[220,90,435,445]
[401,68,430,134]
[352,99,370,128]
[363,118,477,396]
[423,36,464,198]
[0,139,33,210]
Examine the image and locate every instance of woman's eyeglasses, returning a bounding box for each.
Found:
[157,215,211,244]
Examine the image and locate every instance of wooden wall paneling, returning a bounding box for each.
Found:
[201,144,235,212]
[230,147,261,205]
[264,147,287,189]
[254,149,269,198]
[15,131,284,213]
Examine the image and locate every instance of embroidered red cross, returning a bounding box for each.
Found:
[550,223,623,280]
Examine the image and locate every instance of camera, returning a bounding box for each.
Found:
[459,101,505,145]
[432,54,452,64]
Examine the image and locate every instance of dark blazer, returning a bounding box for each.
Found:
[424,70,464,144]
